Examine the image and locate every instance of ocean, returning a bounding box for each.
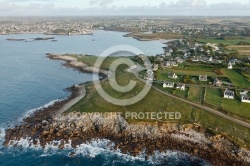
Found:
[0,31,208,166]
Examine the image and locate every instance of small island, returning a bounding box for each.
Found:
[6,38,25,41]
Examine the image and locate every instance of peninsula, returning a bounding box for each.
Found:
[4,53,250,165]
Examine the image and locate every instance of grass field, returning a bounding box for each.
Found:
[187,86,203,103]
[196,38,250,45]
[227,45,250,56]
[205,87,250,119]
[221,99,250,119]
[205,88,222,108]
[155,69,182,82]
[174,89,189,99]
[127,32,183,40]
[222,69,250,89]
[156,68,221,79]
[176,65,215,72]
[64,55,250,147]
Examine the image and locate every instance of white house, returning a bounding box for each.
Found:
[168,72,178,79]
[153,64,159,71]
[163,82,175,88]
[242,95,250,103]
[176,83,186,91]
[213,78,222,87]
[224,89,234,99]
[228,62,233,70]
[208,57,213,62]
[199,75,208,82]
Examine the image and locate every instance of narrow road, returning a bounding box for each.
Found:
[133,71,250,129]
[55,85,86,117]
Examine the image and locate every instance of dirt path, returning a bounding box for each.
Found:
[55,85,86,117]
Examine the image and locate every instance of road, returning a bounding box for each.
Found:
[55,85,86,117]
[132,70,250,129]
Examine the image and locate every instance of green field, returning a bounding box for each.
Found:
[174,89,189,99]
[222,69,250,89]
[127,32,183,40]
[175,63,216,72]
[222,99,250,119]
[205,88,222,108]
[187,86,203,103]
[64,55,250,147]
[227,45,250,56]
[155,69,182,82]
[205,87,250,119]
[157,68,222,78]
[196,38,250,45]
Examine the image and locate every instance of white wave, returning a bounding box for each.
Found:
[0,127,6,148]
[19,99,62,122]
[0,128,5,140]
[4,137,208,165]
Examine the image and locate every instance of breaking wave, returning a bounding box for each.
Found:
[3,137,209,166]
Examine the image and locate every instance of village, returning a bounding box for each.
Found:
[136,36,250,121]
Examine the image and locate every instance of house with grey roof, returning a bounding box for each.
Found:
[168,72,178,79]
[176,83,186,91]
[199,75,207,82]
[213,78,222,87]
[224,89,234,99]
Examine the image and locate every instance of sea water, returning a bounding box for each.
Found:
[0,31,208,166]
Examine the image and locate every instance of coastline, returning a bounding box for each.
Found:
[0,32,93,36]
[46,53,108,77]
[3,53,250,165]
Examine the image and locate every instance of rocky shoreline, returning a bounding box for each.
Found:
[3,53,250,165]
[4,109,250,165]
[46,53,108,77]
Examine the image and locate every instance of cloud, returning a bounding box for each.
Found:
[0,2,18,11]
[89,0,114,6]
[174,0,207,8]
[0,0,250,16]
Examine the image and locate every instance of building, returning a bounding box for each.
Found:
[163,82,175,88]
[168,72,178,79]
[241,95,250,103]
[153,64,159,71]
[176,83,186,91]
[240,91,250,103]
[199,75,208,82]
[213,78,222,87]
[224,89,234,99]
[228,62,233,69]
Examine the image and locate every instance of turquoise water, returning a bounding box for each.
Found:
[0,31,207,166]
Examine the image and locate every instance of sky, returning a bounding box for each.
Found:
[0,0,250,16]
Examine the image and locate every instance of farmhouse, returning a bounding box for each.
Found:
[163,82,175,88]
[240,91,250,103]
[228,62,233,70]
[168,72,178,79]
[199,75,208,82]
[153,64,159,71]
[241,95,250,103]
[213,78,222,87]
[176,83,186,91]
[224,89,234,99]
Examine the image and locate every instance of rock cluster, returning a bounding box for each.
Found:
[4,107,250,165]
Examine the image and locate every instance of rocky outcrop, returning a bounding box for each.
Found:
[46,53,108,76]
[4,109,250,165]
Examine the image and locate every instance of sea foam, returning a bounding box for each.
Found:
[19,99,62,122]
[4,137,209,165]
